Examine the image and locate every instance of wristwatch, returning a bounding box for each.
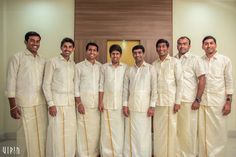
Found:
[195,97,201,103]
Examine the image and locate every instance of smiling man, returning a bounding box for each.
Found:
[43,37,76,157]
[99,44,127,157]
[6,31,47,157]
[75,42,101,157]
[199,36,234,157]
[122,45,157,157]
[152,39,183,157]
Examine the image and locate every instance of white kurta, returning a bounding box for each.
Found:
[152,55,183,157]
[199,53,234,157]
[6,50,47,157]
[123,62,157,157]
[75,59,101,157]
[43,55,76,157]
[175,53,205,157]
[99,62,127,157]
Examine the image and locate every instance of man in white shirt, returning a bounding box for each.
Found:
[152,39,183,157]
[199,36,234,157]
[123,45,157,157]
[175,36,206,157]
[43,38,76,157]
[75,42,101,157]
[99,44,127,157]
[6,31,47,157]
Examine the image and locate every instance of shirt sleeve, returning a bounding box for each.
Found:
[150,65,157,107]
[174,59,183,104]
[99,64,105,92]
[42,59,55,107]
[224,57,234,94]
[74,64,81,97]
[122,67,130,107]
[6,54,20,98]
[194,56,206,77]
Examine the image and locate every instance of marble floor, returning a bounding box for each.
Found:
[1,138,236,156]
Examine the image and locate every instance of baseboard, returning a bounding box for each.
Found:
[0,132,16,141]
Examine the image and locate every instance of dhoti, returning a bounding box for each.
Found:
[46,106,77,157]
[123,111,152,157]
[76,108,100,157]
[100,109,124,157]
[154,106,177,157]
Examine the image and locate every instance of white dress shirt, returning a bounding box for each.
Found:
[201,53,234,106]
[6,49,46,107]
[99,62,127,110]
[75,59,101,108]
[123,62,157,112]
[152,54,183,106]
[43,55,75,107]
[175,52,205,102]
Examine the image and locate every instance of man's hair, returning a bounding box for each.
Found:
[177,36,191,45]
[109,44,122,55]
[24,31,41,41]
[60,37,75,47]
[132,45,145,53]
[86,42,99,51]
[156,39,169,48]
[202,35,217,44]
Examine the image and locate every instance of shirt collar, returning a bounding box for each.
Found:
[108,62,124,66]
[135,61,147,68]
[59,54,73,62]
[24,49,39,57]
[157,54,171,62]
[85,58,98,65]
[203,52,219,60]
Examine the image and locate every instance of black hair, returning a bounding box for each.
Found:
[24,31,41,41]
[156,39,169,48]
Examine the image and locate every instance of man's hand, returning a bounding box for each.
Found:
[222,101,231,116]
[123,106,130,117]
[191,101,200,110]
[77,103,85,114]
[49,106,57,117]
[98,102,104,112]
[10,105,21,119]
[147,107,155,117]
[173,104,181,113]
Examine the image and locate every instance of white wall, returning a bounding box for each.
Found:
[0,0,74,134]
[173,0,236,131]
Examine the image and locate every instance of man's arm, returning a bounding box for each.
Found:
[192,74,206,110]
[174,59,183,113]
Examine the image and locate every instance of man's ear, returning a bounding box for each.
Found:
[24,40,27,45]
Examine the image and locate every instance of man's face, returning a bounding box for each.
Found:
[132,49,144,64]
[202,39,217,55]
[61,42,74,58]
[177,38,191,55]
[86,45,98,61]
[156,43,169,57]
[110,50,121,65]
[25,36,41,54]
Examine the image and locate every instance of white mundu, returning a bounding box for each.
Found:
[199,53,234,157]
[175,53,205,157]
[43,55,76,157]
[6,50,47,157]
[123,62,157,157]
[99,62,127,157]
[152,54,183,157]
[75,59,101,157]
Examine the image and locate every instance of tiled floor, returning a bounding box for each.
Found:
[1,138,236,156]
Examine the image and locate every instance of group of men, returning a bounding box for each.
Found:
[6,31,233,157]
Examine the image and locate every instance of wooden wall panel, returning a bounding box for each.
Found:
[74,0,172,63]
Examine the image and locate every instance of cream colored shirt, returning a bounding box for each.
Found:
[99,62,127,110]
[175,53,205,102]
[201,53,234,106]
[75,59,101,108]
[123,62,157,112]
[43,55,75,107]
[6,50,46,107]
[152,54,183,106]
